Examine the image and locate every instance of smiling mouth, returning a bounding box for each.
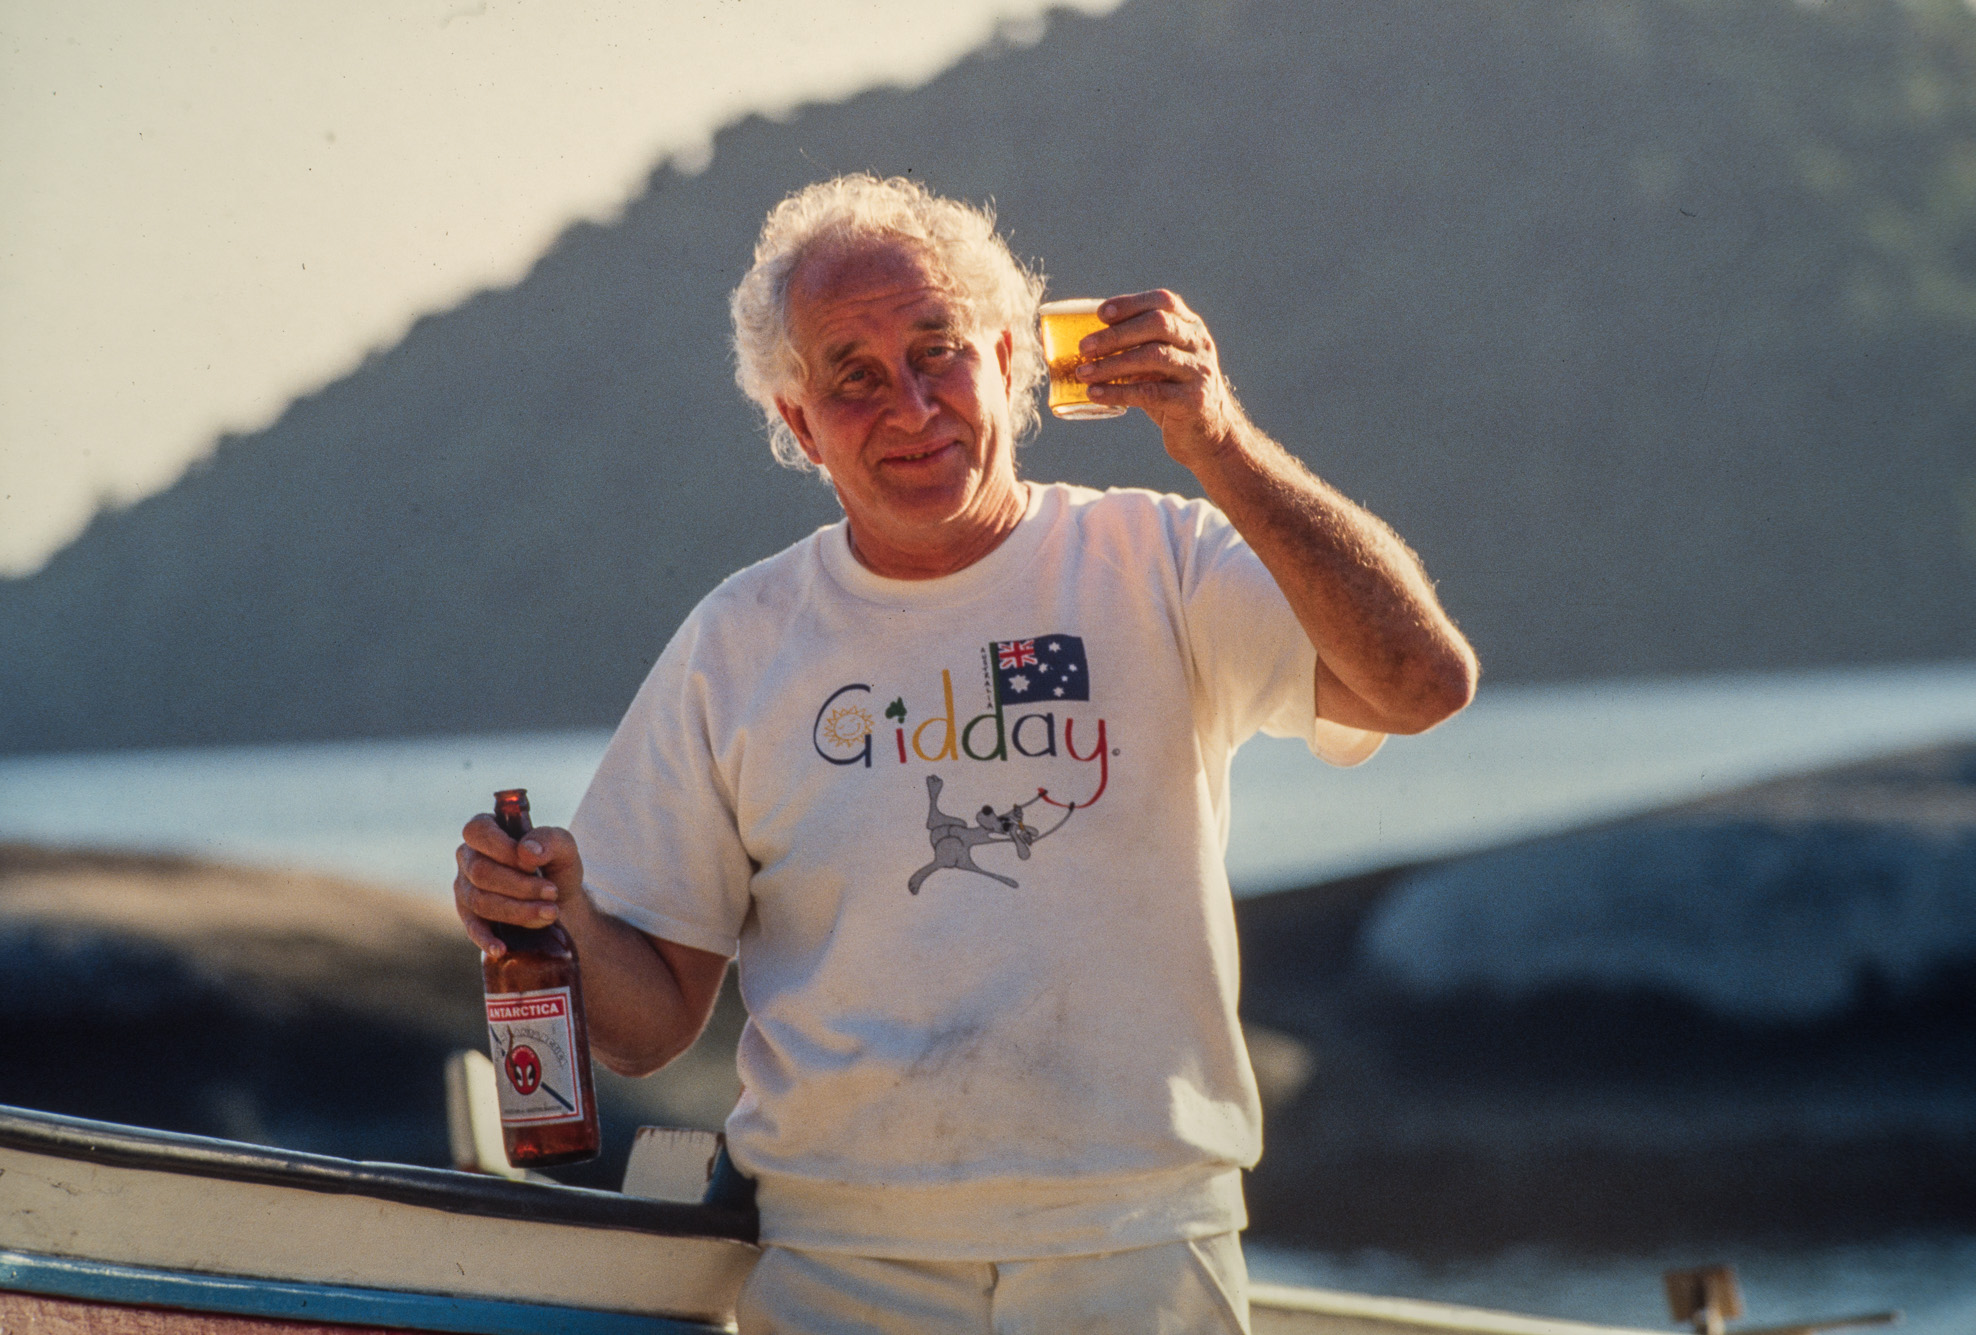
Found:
[885,442,958,464]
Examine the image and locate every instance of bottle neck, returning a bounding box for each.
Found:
[488,788,554,954]
[493,787,533,841]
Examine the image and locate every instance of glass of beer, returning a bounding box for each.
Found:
[1039,298,1127,420]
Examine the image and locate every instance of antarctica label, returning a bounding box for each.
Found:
[486,987,585,1125]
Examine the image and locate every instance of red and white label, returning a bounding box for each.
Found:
[485,986,585,1126]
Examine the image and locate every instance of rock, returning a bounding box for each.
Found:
[0,844,742,1188]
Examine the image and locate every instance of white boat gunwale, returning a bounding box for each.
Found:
[0,1106,1771,1335]
[0,1103,759,1332]
[0,1102,757,1242]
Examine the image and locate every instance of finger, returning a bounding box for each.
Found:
[453,883,506,955]
[461,813,522,863]
[456,863,562,930]
[1086,378,1205,415]
[459,842,558,903]
[512,824,586,900]
[1093,288,1191,329]
[454,854,529,954]
[1077,341,1203,386]
[1079,305,1208,361]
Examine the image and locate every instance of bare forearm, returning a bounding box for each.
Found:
[1186,418,1477,733]
[1073,289,1476,732]
[457,818,729,1078]
[555,889,725,1076]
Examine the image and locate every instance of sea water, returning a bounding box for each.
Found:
[1245,1234,1976,1334]
[3,662,1975,1327]
[0,726,612,897]
[4,662,1974,899]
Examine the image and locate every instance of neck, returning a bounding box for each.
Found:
[847,482,1029,580]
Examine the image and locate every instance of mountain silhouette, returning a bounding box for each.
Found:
[4,0,1972,754]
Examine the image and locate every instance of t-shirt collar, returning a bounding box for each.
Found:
[815,481,1055,608]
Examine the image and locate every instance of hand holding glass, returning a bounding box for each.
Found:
[1039,299,1127,420]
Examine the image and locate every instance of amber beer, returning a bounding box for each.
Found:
[481,787,600,1167]
[1038,298,1127,420]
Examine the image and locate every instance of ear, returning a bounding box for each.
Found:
[775,397,824,468]
[996,328,1015,395]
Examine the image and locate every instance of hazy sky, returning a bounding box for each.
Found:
[0,0,1124,576]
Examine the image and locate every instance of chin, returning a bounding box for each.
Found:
[883,486,975,527]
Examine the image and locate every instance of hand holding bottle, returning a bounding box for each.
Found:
[459,788,601,1168]
[454,803,585,956]
[457,791,734,1091]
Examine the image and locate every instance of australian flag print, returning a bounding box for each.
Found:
[993,634,1090,705]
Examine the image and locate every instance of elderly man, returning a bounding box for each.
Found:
[456,174,1475,1332]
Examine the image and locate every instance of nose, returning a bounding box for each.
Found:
[885,365,940,428]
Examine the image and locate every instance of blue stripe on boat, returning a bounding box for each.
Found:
[0,1249,729,1335]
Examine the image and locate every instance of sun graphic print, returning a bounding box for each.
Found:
[819,703,875,753]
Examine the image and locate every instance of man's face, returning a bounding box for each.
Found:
[774,239,1021,573]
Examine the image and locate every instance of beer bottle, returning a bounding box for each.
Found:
[480,788,600,1167]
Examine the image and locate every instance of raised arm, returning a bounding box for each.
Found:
[455,816,729,1077]
[1077,290,1478,735]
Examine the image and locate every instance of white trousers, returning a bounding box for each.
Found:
[734,1232,1251,1335]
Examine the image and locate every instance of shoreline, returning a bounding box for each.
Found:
[5,736,1973,1249]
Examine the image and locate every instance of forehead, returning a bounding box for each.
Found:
[785,239,973,365]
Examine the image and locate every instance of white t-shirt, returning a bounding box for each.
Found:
[571,482,1381,1260]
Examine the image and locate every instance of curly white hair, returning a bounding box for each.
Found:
[729,174,1048,472]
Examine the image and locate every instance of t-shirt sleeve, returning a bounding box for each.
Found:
[1172,497,1385,768]
[567,612,755,958]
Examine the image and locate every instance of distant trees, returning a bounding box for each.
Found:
[2,0,1972,753]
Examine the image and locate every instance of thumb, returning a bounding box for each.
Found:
[514,825,585,896]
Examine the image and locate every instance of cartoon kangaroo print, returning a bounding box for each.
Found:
[907,774,1072,894]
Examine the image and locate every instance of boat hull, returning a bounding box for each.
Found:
[0,1249,728,1333]
[0,1106,757,1333]
[0,1105,1677,1334]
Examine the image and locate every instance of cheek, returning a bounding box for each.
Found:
[947,368,999,418]
[812,401,882,450]
[972,374,1014,432]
